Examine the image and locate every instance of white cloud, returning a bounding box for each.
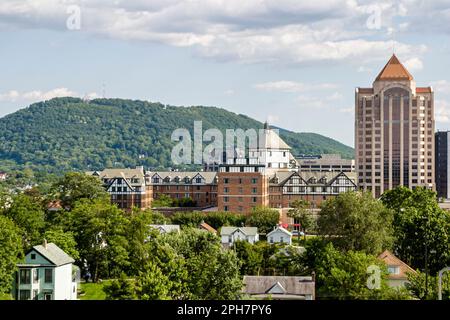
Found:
[431,80,450,95]
[254,81,337,93]
[0,87,97,103]
[403,57,423,72]
[0,0,435,66]
[435,100,450,123]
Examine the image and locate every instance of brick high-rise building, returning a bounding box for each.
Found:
[356,54,435,198]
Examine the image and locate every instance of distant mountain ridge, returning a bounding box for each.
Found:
[0,98,354,174]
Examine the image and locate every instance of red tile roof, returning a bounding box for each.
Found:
[377,250,417,280]
[375,54,414,81]
[416,87,432,93]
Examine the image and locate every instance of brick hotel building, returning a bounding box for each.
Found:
[89,124,356,213]
[356,54,435,198]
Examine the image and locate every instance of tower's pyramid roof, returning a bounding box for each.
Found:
[375,54,414,81]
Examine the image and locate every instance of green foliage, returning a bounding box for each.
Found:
[406,270,450,300]
[318,191,394,255]
[0,97,353,177]
[51,172,109,208]
[246,207,280,235]
[0,216,23,294]
[2,193,45,248]
[381,187,450,274]
[103,274,137,300]
[287,199,315,237]
[67,199,130,281]
[43,228,80,260]
[169,211,246,229]
[152,194,174,208]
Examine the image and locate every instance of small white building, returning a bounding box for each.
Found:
[13,241,78,300]
[267,226,292,245]
[149,224,180,234]
[220,227,259,245]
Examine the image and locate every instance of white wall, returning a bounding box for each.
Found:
[267,230,292,245]
[54,264,75,300]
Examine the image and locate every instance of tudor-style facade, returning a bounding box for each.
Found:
[268,171,357,209]
[151,171,218,207]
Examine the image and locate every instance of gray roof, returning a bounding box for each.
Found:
[243,276,315,296]
[150,171,217,184]
[269,170,357,186]
[32,243,75,266]
[87,167,146,186]
[149,224,180,233]
[267,226,292,237]
[220,227,258,236]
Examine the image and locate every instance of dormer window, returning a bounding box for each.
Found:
[196,177,202,183]
[164,177,170,183]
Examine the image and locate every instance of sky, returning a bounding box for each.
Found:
[1,0,450,147]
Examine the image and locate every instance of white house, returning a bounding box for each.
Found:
[149,224,180,234]
[13,241,78,300]
[267,226,292,245]
[220,227,259,245]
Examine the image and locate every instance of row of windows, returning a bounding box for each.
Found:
[223,197,258,203]
[223,178,258,184]
[18,268,52,285]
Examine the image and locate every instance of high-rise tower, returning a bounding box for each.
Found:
[355,54,435,197]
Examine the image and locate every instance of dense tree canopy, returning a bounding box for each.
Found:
[318,191,394,255]
[0,216,23,295]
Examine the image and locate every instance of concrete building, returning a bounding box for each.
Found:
[435,131,450,199]
[296,154,355,172]
[356,54,435,198]
[13,241,78,300]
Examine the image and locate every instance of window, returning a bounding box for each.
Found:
[224,197,229,203]
[252,197,257,203]
[224,178,229,184]
[252,178,257,184]
[19,290,31,300]
[224,187,229,193]
[388,266,400,275]
[45,269,53,283]
[228,236,232,243]
[33,289,39,300]
[224,206,229,212]
[44,293,52,300]
[280,236,284,243]
[20,269,31,284]
[31,254,36,260]
[33,269,39,283]
[270,237,273,243]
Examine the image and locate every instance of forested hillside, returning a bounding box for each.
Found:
[0,97,354,175]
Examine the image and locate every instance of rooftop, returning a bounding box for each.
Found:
[375,54,414,82]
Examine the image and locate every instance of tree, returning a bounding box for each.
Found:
[246,207,280,235]
[300,238,409,300]
[3,194,45,248]
[162,228,243,299]
[103,273,137,300]
[234,240,263,275]
[317,191,394,255]
[287,199,314,240]
[407,270,450,300]
[152,194,174,208]
[0,216,23,295]
[136,262,172,300]
[381,187,450,274]
[67,199,129,281]
[43,228,80,260]
[52,172,109,208]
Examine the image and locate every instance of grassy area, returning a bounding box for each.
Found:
[79,281,110,300]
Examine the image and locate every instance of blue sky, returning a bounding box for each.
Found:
[1,0,450,147]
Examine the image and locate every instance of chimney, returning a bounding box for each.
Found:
[43,239,48,249]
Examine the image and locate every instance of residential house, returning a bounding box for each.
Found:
[243,275,315,300]
[377,250,417,288]
[13,241,78,300]
[149,224,180,234]
[267,226,292,245]
[220,227,259,245]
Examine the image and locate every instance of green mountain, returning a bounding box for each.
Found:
[0,98,354,174]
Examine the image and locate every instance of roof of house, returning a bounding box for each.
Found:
[150,171,217,184]
[377,250,417,280]
[87,167,146,186]
[220,227,258,236]
[199,221,217,234]
[269,171,357,186]
[243,276,315,297]
[149,224,180,233]
[267,226,292,237]
[31,243,75,267]
[47,200,63,210]
[375,54,414,82]
[416,87,432,94]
